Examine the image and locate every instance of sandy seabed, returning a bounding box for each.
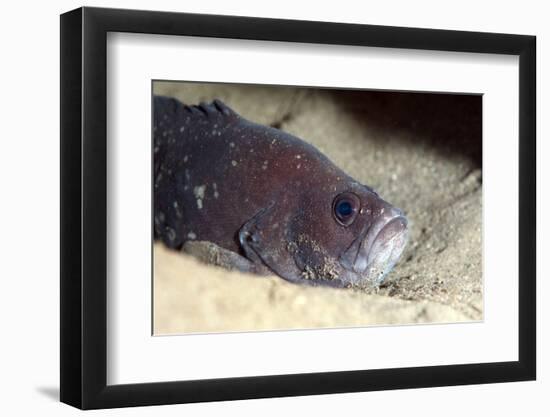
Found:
[153,82,483,335]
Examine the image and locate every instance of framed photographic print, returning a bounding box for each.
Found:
[60,6,536,409]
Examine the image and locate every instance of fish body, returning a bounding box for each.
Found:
[154,96,408,288]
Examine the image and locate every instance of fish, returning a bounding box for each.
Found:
[153,95,408,288]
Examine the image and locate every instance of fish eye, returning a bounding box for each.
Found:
[333,192,360,227]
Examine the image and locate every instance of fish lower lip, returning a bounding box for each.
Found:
[367,217,408,263]
[353,216,408,277]
[365,217,408,284]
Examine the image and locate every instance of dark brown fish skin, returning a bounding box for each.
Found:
[154,96,408,288]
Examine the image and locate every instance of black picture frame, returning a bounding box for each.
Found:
[60,6,536,410]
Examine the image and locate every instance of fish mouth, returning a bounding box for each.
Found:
[340,212,408,285]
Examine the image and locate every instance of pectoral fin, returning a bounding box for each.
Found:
[183,240,271,276]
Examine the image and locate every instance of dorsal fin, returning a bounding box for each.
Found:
[154,95,238,123]
[188,99,238,118]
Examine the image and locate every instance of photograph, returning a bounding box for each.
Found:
[55,3,538,411]
[152,81,483,335]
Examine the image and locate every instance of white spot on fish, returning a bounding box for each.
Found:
[165,227,176,242]
[213,183,219,199]
[194,185,206,209]
[187,232,197,240]
[231,160,238,166]
[173,201,182,218]
[183,155,188,163]
[179,126,185,132]
[194,185,206,199]
[295,155,301,159]
[229,142,235,148]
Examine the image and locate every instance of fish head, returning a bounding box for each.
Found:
[289,182,408,288]
[335,186,409,286]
